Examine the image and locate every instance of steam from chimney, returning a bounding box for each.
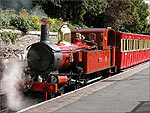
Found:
[1,0,33,10]
[0,0,47,18]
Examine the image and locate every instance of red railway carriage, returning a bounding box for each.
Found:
[115,32,150,69]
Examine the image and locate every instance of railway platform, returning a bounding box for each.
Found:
[18,61,150,113]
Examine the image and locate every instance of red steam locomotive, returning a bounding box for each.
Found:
[23,18,150,98]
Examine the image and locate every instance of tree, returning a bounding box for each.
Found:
[33,0,107,26]
[33,0,149,33]
[82,0,108,27]
[102,0,131,30]
[123,0,149,33]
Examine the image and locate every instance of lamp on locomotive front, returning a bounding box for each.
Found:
[40,18,50,42]
[58,22,71,46]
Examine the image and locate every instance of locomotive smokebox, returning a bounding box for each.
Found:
[40,18,50,42]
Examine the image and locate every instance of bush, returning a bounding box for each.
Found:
[10,15,32,33]
[30,14,41,31]
[1,32,19,44]
[0,8,88,33]
[49,18,63,32]
[0,9,16,29]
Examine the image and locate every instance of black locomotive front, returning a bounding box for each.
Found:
[27,18,63,75]
[27,42,63,75]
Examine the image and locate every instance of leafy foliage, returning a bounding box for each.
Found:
[1,32,19,44]
[123,0,149,33]
[0,8,86,33]
[103,0,132,31]
[82,0,108,27]
[0,9,16,29]
[83,0,107,16]
[31,14,41,30]
[10,15,32,33]
[37,0,107,26]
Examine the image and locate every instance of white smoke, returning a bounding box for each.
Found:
[1,58,24,110]
[1,0,33,10]
[1,58,39,111]
[31,5,47,17]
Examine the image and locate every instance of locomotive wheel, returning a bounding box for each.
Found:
[47,93,55,100]
[59,87,64,96]
[75,83,81,89]
[83,79,88,86]
[60,91,64,96]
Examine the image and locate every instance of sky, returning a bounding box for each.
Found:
[143,0,150,4]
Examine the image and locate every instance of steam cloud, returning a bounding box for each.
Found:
[1,58,38,111]
[0,0,47,17]
[1,0,33,10]
[1,58,24,110]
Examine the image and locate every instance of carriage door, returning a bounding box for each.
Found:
[107,30,116,66]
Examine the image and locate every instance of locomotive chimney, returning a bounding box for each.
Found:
[40,18,50,42]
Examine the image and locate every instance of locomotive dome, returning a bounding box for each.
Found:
[58,22,72,46]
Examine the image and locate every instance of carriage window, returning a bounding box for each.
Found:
[138,40,140,50]
[147,40,149,49]
[133,40,135,50]
[121,39,124,52]
[137,40,139,50]
[128,40,130,50]
[129,40,131,51]
[139,40,141,50]
[135,40,136,50]
[139,40,140,50]
[124,39,126,51]
[143,40,145,49]
[146,40,148,49]
[127,39,129,51]
[140,40,142,50]
[141,40,144,50]
[135,40,137,50]
[125,39,127,51]
[142,40,144,49]
[144,40,147,49]
[144,40,146,49]
[131,40,133,50]
[141,40,143,50]
[148,40,150,49]
[130,40,132,50]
